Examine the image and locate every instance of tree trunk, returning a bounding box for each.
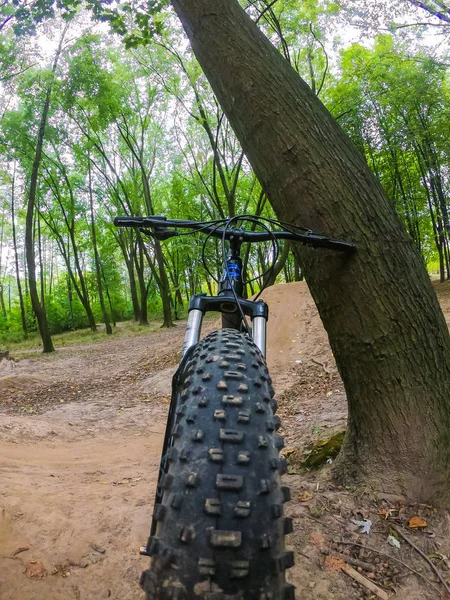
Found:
[116,231,141,322]
[171,0,450,503]
[294,254,302,281]
[67,227,97,332]
[100,262,116,327]
[0,210,5,318]
[154,239,174,327]
[134,239,149,326]
[88,157,112,334]
[127,258,141,322]
[263,241,291,287]
[67,272,74,328]
[24,29,68,353]
[36,207,45,310]
[0,285,6,318]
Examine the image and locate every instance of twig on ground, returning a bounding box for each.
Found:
[391,524,450,597]
[311,357,331,374]
[304,512,325,525]
[341,563,389,600]
[334,540,444,598]
[316,496,346,525]
[321,548,375,572]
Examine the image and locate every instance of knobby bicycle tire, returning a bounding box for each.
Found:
[140,329,294,600]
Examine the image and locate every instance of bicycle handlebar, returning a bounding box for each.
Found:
[113,215,356,253]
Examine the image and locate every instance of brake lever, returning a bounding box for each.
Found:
[140,227,179,241]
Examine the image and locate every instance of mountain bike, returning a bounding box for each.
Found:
[114,214,355,600]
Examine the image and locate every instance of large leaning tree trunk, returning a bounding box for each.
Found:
[171,0,450,504]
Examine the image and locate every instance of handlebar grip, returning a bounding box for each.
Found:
[114,216,144,227]
[114,215,168,227]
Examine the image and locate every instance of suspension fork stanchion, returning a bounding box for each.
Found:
[252,314,267,358]
[181,309,204,356]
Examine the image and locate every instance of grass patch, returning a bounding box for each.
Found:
[1,311,217,357]
[2,320,170,355]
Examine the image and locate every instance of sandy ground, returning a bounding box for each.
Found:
[1,282,450,600]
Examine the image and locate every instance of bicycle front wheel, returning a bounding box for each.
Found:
[141,329,294,599]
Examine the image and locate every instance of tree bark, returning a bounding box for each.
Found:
[171,0,450,503]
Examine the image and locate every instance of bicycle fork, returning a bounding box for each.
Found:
[181,307,267,358]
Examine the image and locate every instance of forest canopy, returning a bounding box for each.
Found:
[0,0,449,346]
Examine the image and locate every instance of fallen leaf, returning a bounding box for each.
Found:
[298,491,313,502]
[281,448,297,457]
[24,561,48,579]
[378,507,395,519]
[409,516,427,528]
[352,519,372,535]
[387,535,401,549]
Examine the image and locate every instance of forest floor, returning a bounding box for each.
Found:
[1,281,450,600]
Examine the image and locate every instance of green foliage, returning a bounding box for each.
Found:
[325,34,450,268]
[1,4,449,347]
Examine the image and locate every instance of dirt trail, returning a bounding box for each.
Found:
[1,433,164,600]
[1,281,449,600]
[0,325,192,600]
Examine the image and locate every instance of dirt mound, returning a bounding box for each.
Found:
[259,279,450,370]
[257,281,332,370]
[433,279,450,327]
[0,354,20,376]
[139,366,177,399]
[0,354,41,401]
[0,374,49,398]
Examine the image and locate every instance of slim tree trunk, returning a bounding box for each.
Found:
[100,262,116,326]
[263,241,291,287]
[88,157,112,334]
[37,207,45,310]
[0,285,6,318]
[171,0,450,503]
[293,254,302,281]
[128,260,141,322]
[0,212,5,318]
[67,272,74,328]
[134,239,149,325]
[23,253,28,298]
[24,27,68,352]
[67,227,97,332]
[154,240,174,327]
